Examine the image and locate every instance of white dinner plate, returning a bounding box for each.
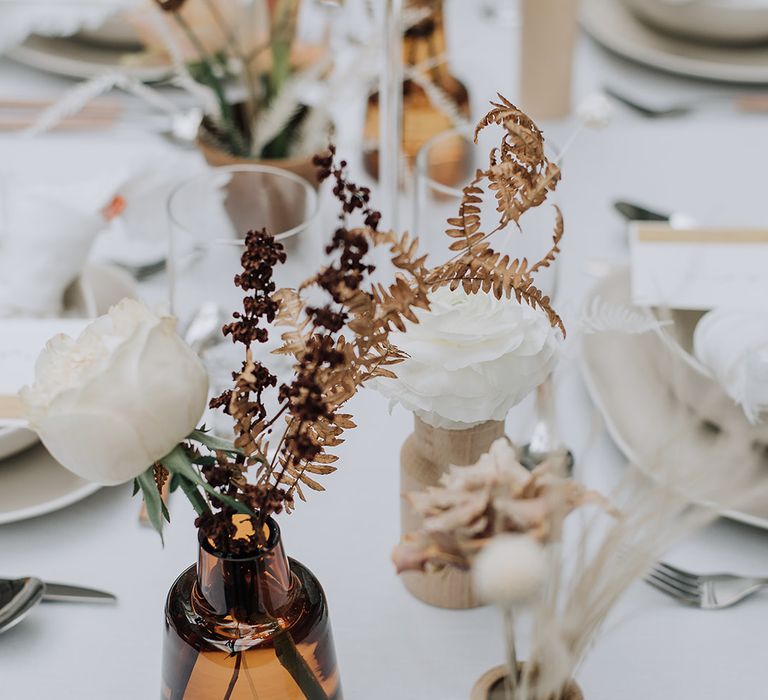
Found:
[580,267,768,530]
[583,0,768,84]
[0,443,100,525]
[6,34,171,82]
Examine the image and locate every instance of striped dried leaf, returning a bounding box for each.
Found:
[428,96,566,337]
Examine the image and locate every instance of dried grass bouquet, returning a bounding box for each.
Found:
[392,428,766,699]
[147,0,332,160]
[21,148,434,553]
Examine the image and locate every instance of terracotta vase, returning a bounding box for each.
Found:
[470,665,583,700]
[196,133,320,188]
[162,518,342,700]
[400,415,506,609]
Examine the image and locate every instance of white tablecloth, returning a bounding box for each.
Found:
[2,3,768,698]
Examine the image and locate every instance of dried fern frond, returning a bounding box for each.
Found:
[218,154,433,527]
[269,226,431,502]
[579,296,672,335]
[428,96,566,336]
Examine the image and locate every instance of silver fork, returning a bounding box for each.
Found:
[603,85,768,119]
[645,562,768,610]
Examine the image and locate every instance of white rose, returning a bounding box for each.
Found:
[20,299,209,485]
[377,287,561,428]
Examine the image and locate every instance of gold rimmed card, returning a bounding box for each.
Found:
[630,222,768,310]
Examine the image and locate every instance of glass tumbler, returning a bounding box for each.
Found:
[167,165,320,434]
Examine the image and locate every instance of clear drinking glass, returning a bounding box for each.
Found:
[168,164,320,318]
[167,165,320,434]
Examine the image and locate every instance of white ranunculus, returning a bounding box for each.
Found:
[20,299,209,485]
[377,287,561,428]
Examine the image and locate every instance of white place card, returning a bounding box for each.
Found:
[0,318,88,424]
[630,223,768,310]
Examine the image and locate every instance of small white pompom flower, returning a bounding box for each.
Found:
[577,93,614,129]
[472,534,546,608]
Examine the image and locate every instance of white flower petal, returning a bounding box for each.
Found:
[20,299,209,484]
[378,288,562,426]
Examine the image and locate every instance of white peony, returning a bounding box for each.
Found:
[20,299,209,485]
[377,287,561,428]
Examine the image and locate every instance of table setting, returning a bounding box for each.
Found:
[2,1,768,699]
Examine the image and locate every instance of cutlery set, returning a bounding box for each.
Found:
[0,577,116,634]
[604,85,768,119]
[613,199,768,610]
[2,558,763,637]
[645,562,768,610]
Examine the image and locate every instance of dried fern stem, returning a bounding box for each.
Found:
[428,95,566,336]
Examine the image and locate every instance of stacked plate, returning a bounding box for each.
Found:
[583,0,768,83]
[581,268,768,529]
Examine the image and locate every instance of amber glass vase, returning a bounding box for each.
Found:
[162,519,342,700]
[363,0,471,180]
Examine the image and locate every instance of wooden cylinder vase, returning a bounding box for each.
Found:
[519,0,579,121]
[470,665,583,700]
[400,415,506,609]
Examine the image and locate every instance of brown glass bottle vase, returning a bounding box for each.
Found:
[161,518,342,700]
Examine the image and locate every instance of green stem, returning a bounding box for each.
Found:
[268,0,299,102]
[177,475,209,516]
[223,650,242,700]
[161,445,253,516]
[273,627,329,700]
[202,0,260,147]
[171,12,249,155]
[503,607,518,700]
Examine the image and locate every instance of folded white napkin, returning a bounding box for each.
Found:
[0,182,105,318]
[0,153,213,318]
[90,158,223,266]
[694,308,768,423]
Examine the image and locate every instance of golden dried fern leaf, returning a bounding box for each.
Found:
[429,96,566,336]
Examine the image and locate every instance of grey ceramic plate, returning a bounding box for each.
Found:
[580,268,768,530]
[0,444,100,525]
[583,0,768,83]
[6,34,171,82]
[622,0,768,45]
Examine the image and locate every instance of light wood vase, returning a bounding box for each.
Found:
[470,665,583,700]
[520,0,579,121]
[400,415,506,609]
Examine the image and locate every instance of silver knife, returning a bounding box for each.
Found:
[613,200,696,229]
[613,200,670,222]
[42,582,117,604]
